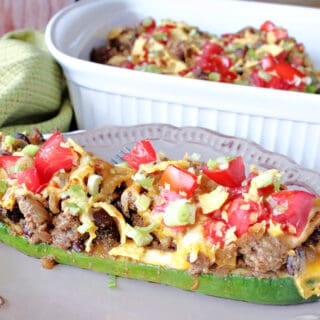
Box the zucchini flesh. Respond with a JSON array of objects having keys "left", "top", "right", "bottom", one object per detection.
[{"left": 0, "top": 221, "right": 317, "bottom": 305}]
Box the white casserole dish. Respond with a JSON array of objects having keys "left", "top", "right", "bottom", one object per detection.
[{"left": 45, "top": 0, "right": 320, "bottom": 171}]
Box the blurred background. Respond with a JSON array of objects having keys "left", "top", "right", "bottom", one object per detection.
[{"left": 0, "top": 0, "right": 319, "bottom": 36}]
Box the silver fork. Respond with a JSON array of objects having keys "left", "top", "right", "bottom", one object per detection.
[{"left": 110, "top": 146, "right": 131, "bottom": 164}]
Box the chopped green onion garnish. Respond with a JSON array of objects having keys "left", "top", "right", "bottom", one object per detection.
[
  {"left": 7, "top": 156, "right": 34, "bottom": 174},
  {"left": 163, "top": 199, "right": 196, "bottom": 227},
  {"left": 87, "top": 174, "right": 102, "bottom": 196},
  {"left": 145, "top": 64, "right": 161, "bottom": 73},
  {"left": 207, "top": 156, "right": 234, "bottom": 170},
  {"left": 142, "top": 18, "right": 153, "bottom": 28},
  {"left": 305, "top": 84, "right": 317, "bottom": 93},
  {"left": 4, "top": 135, "right": 15, "bottom": 146},
  {"left": 135, "top": 194, "right": 151, "bottom": 211},
  {"left": 189, "top": 29, "right": 199, "bottom": 37},
  {"left": 208, "top": 72, "right": 221, "bottom": 82},
  {"left": 0, "top": 179, "right": 8, "bottom": 194},
  {"left": 251, "top": 170, "right": 283, "bottom": 191},
  {"left": 64, "top": 202, "right": 82, "bottom": 215},
  {"left": 247, "top": 48, "right": 257, "bottom": 58},
  {"left": 133, "top": 173, "right": 154, "bottom": 189},
  {"left": 21, "top": 144, "right": 40, "bottom": 157},
  {"left": 62, "top": 184, "right": 87, "bottom": 202},
  {"left": 125, "top": 223, "right": 156, "bottom": 246},
  {"left": 115, "top": 161, "right": 130, "bottom": 168},
  {"left": 153, "top": 32, "right": 168, "bottom": 41},
  {"left": 258, "top": 70, "right": 272, "bottom": 82},
  {"left": 107, "top": 275, "right": 117, "bottom": 288}
]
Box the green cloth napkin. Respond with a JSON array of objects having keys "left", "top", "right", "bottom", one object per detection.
[{"left": 0, "top": 30, "right": 73, "bottom": 134}]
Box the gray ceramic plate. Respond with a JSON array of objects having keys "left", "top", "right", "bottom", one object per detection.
[{"left": 1, "top": 124, "right": 320, "bottom": 320}]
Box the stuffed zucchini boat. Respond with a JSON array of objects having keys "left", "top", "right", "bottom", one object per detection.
[{"left": 0, "top": 129, "right": 320, "bottom": 305}]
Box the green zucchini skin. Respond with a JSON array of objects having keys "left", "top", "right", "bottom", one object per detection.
[{"left": 0, "top": 221, "right": 317, "bottom": 305}]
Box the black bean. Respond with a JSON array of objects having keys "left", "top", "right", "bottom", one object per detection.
[
  {"left": 13, "top": 133, "right": 30, "bottom": 144},
  {"left": 7, "top": 207, "right": 24, "bottom": 223},
  {"left": 92, "top": 208, "right": 115, "bottom": 228}
]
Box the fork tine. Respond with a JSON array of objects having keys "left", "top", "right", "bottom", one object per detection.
[{"left": 110, "top": 146, "right": 131, "bottom": 164}]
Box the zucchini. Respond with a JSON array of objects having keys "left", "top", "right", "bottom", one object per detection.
[{"left": 0, "top": 221, "right": 317, "bottom": 305}]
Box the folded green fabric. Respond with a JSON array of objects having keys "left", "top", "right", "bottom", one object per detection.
[{"left": 0, "top": 30, "right": 73, "bottom": 134}]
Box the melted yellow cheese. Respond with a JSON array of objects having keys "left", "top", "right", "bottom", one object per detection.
[{"left": 295, "top": 249, "right": 320, "bottom": 299}]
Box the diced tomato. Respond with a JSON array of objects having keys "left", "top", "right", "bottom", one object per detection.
[
  {"left": 16, "top": 168, "right": 41, "bottom": 193},
  {"left": 203, "top": 156, "right": 246, "bottom": 188},
  {"left": 269, "top": 190, "right": 316, "bottom": 236},
  {"left": 140, "top": 17, "right": 156, "bottom": 33},
  {"left": 160, "top": 165, "right": 198, "bottom": 198},
  {"left": 268, "top": 75, "right": 292, "bottom": 90},
  {"left": 0, "top": 155, "right": 22, "bottom": 178},
  {"left": 227, "top": 197, "right": 269, "bottom": 237},
  {"left": 203, "top": 218, "right": 228, "bottom": 246},
  {"left": 202, "top": 42, "right": 224, "bottom": 56},
  {"left": 273, "top": 28, "right": 288, "bottom": 42},
  {"left": 34, "top": 131, "right": 74, "bottom": 184},
  {"left": 260, "top": 20, "right": 276, "bottom": 32},
  {"left": 275, "top": 50, "right": 289, "bottom": 63},
  {"left": 252, "top": 69, "right": 292, "bottom": 91},
  {"left": 251, "top": 69, "right": 268, "bottom": 88},
  {"left": 273, "top": 62, "right": 305, "bottom": 81},
  {"left": 198, "top": 41, "right": 234, "bottom": 75},
  {"left": 260, "top": 21, "right": 288, "bottom": 41},
  {"left": 123, "top": 140, "right": 157, "bottom": 170},
  {"left": 119, "top": 60, "right": 135, "bottom": 69},
  {"left": 152, "top": 26, "right": 171, "bottom": 44}
]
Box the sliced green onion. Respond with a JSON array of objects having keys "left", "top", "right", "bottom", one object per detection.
[
  {"left": 207, "top": 156, "right": 235, "bottom": 170},
  {"left": 115, "top": 161, "right": 130, "bottom": 168},
  {"left": 189, "top": 29, "right": 199, "bottom": 37},
  {"left": 125, "top": 223, "right": 156, "bottom": 246},
  {"left": 133, "top": 173, "right": 154, "bottom": 189},
  {"left": 208, "top": 72, "right": 221, "bottom": 82},
  {"left": 64, "top": 202, "right": 82, "bottom": 215},
  {"left": 62, "top": 184, "right": 87, "bottom": 201},
  {"left": 145, "top": 64, "right": 161, "bottom": 74},
  {"left": 247, "top": 47, "right": 257, "bottom": 58},
  {"left": 87, "top": 174, "right": 102, "bottom": 196},
  {"left": 258, "top": 70, "right": 272, "bottom": 82},
  {"left": 135, "top": 194, "right": 151, "bottom": 211},
  {"left": 21, "top": 144, "right": 40, "bottom": 157},
  {"left": 163, "top": 199, "right": 196, "bottom": 227},
  {"left": 4, "top": 135, "right": 15, "bottom": 146},
  {"left": 0, "top": 179, "right": 8, "bottom": 194},
  {"left": 153, "top": 32, "right": 167, "bottom": 41},
  {"left": 107, "top": 275, "right": 117, "bottom": 288},
  {"left": 251, "top": 170, "right": 283, "bottom": 191},
  {"left": 234, "top": 79, "right": 249, "bottom": 85},
  {"left": 7, "top": 156, "right": 34, "bottom": 174},
  {"left": 142, "top": 17, "right": 153, "bottom": 28},
  {"left": 305, "top": 84, "right": 317, "bottom": 93}
]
